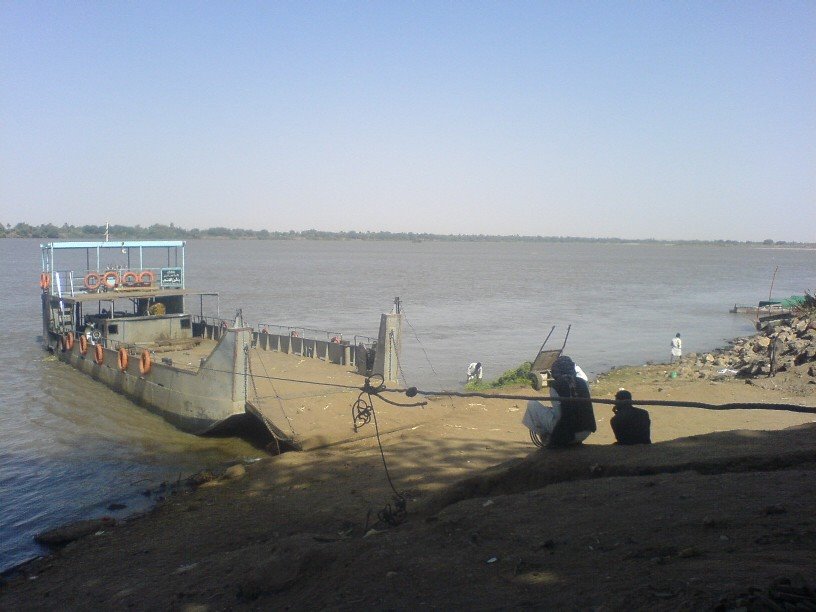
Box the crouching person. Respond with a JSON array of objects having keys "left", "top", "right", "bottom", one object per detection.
[
  {"left": 610, "top": 389, "right": 651, "bottom": 445},
  {"left": 522, "top": 355, "right": 596, "bottom": 448}
]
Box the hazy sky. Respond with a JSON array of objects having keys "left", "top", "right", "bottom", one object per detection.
[{"left": 2, "top": 2, "right": 814, "bottom": 241}]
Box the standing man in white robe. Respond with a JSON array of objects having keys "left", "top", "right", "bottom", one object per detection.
[{"left": 670, "top": 333, "right": 682, "bottom": 363}]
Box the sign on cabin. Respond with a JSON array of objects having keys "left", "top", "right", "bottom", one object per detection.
[{"left": 160, "top": 267, "right": 183, "bottom": 288}]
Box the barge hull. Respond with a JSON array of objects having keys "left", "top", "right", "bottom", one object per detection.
[{"left": 49, "top": 328, "right": 252, "bottom": 435}]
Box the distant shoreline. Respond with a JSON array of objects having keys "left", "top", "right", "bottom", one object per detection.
[{"left": 2, "top": 223, "right": 813, "bottom": 247}]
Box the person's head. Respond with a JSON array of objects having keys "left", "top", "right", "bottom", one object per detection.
[
  {"left": 551, "top": 355, "right": 576, "bottom": 379},
  {"left": 614, "top": 389, "right": 633, "bottom": 412},
  {"left": 675, "top": 333, "right": 681, "bottom": 338}
]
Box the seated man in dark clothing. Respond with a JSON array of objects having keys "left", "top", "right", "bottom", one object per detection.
[
  {"left": 610, "top": 389, "right": 651, "bottom": 445},
  {"left": 523, "top": 355, "right": 596, "bottom": 448}
]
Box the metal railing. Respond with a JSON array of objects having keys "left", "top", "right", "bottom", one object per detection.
[
  {"left": 47, "top": 267, "right": 176, "bottom": 296},
  {"left": 256, "top": 323, "right": 348, "bottom": 342}
]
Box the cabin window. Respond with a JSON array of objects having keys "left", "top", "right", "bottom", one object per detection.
[
  {"left": 180, "top": 317, "right": 191, "bottom": 329},
  {"left": 107, "top": 324, "right": 119, "bottom": 335}
]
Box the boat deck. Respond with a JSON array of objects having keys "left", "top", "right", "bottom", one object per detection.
[
  {"left": 145, "top": 338, "right": 215, "bottom": 372},
  {"left": 153, "top": 339, "right": 449, "bottom": 451}
]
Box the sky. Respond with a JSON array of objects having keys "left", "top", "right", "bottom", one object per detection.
[{"left": 1, "top": 2, "right": 814, "bottom": 241}]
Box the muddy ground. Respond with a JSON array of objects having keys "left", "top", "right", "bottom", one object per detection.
[{"left": 2, "top": 359, "right": 815, "bottom": 611}]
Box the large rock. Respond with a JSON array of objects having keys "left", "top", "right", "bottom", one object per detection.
[{"left": 223, "top": 464, "right": 247, "bottom": 480}]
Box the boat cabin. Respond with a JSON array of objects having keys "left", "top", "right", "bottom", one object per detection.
[{"left": 40, "top": 240, "right": 215, "bottom": 349}]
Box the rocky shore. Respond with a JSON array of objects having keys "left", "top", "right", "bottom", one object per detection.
[
  {"left": 674, "top": 313, "right": 816, "bottom": 384},
  {"left": 2, "top": 313, "right": 815, "bottom": 610}
]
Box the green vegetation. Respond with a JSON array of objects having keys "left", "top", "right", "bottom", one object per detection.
[
  {"left": 465, "top": 361, "right": 533, "bottom": 391},
  {"left": 795, "top": 290, "right": 816, "bottom": 315},
  {"left": 0, "top": 222, "right": 812, "bottom": 246}
]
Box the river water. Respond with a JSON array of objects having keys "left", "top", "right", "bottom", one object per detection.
[{"left": 2, "top": 238, "right": 814, "bottom": 571}]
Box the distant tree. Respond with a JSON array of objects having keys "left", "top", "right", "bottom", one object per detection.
[
  {"left": 14, "top": 222, "right": 34, "bottom": 237},
  {"left": 82, "top": 224, "right": 105, "bottom": 236},
  {"left": 39, "top": 223, "right": 61, "bottom": 238},
  {"left": 763, "top": 239, "right": 774, "bottom": 245}
]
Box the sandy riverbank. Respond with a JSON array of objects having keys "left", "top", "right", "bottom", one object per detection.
[{"left": 2, "top": 347, "right": 816, "bottom": 609}]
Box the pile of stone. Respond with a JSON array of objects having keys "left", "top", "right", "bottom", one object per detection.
[{"left": 677, "top": 314, "right": 816, "bottom": 381}]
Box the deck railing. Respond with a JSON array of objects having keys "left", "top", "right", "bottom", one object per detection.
[{"left": 47, "top": 267, "right": 178, "bottom": 297}]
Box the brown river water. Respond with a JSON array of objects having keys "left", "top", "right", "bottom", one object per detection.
[{"left": 1, "top": 237, "right": 814, "bottom": 571}]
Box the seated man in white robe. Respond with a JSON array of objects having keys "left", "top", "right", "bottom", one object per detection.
[{"left": 522, "top": 355, "right": 596, "bottom": 448}]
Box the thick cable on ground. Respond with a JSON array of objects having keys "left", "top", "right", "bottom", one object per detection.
[{"left": 379, "top": 386, "right": 816, "bottom": 415}]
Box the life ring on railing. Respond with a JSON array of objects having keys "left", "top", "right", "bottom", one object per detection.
[
  {"left": 139, "top": 270, "right": 155, "bottom": 287},
  {"left": 64, "top": 332, "right": 75, "bottom": 351},
  {"left": 39, "top": 273, "right": 51, "bottom": 290},
  {"left": 79, "top": 334, "right": 89, "bottom": 355},
  {"left": 290, "top": 331, "right": 300, "bottom": 338},
  {"left": 84, "top": 272, "right": 102, "bottom": 291},
  {"left": 121, "top": 271, "right": 139, "bottom": 287},
  {"left": 330, "top": 336, "right": 341, "bottom": 343},
  {"left": 117, "top": 348, "right": 129, "bottom": 372},
  {"left": 94, "top": 343, "right": 105, "bottom": 365},
  {"left": 139, "top": 350, "right": 152, "bottom": 375},
  {"left": 102, "top": 271, "right": 119, "bottom": 290}
]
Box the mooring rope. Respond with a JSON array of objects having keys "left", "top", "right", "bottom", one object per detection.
[
  {"left": 201, "top": 361, "right": 816, "bottom": 415},
  {"left": 352, "top": 374, "right": 409, "bottom": 527},
  {"left": 402, "top": 310, "right": 439, "bottom": 377},
  {"left": 372, "top": 386, "right": 816, "bottom": 415},
  {"left": 198, "top": 364, "right": 363, "bottom": 391},
  {"left": 245, "top": 350, "right": 298, "bottom": 440}
]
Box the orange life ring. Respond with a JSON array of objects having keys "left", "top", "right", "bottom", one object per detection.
[
  {"left": 102, "top": 271, "right": 119, "bottom": 290},
  {"left": 94, "top": 343, "right": 105, "bottom": 365},
  {"left": 117, "top": 348, "right": 129, "bottom": 372},
  {"left": 139, "top": 270, "right": 155, "bottom": 287},
  {"left": 79, "top": 334, "right": 89, "bottom": 355},
  {"left": 330, "top": 336, "right": 341, "bottom": 343},
  {"left": 139, "top": 350, "right": 152, "bottom": 375},
  {"left": 84, "top": 273, "right": 101, "bottom": 291},
  {"left": 121, "top": 271, "right": 139, "bottom": 287},
  {"left": 64, "top": 332, "right": 75, "bottom": 351},
  {"left": 39, "top": 273, "right": 51, "bottom": 290}
]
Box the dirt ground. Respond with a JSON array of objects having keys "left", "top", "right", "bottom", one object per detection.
[{"left": 2, "top": 358, "right": 816, "bottom": 611}]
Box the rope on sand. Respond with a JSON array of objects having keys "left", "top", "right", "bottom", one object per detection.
[{"left": 353, "top": 375, "right": 410, "bottom": 527}]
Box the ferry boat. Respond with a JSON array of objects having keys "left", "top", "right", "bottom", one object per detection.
[
  {"left": 39, "top": 240, "right": 403, "bottom": 446},
  {"left": 39, "top": 240, "right": 258, "bottom": 434}
]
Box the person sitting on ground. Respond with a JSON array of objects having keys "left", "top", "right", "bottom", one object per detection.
[
  {"left": 610, "top": 389, "right": 651, "bottom": 445},
  {"left": 522, "top": 355, "right": 596, "bottom": 448}
]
